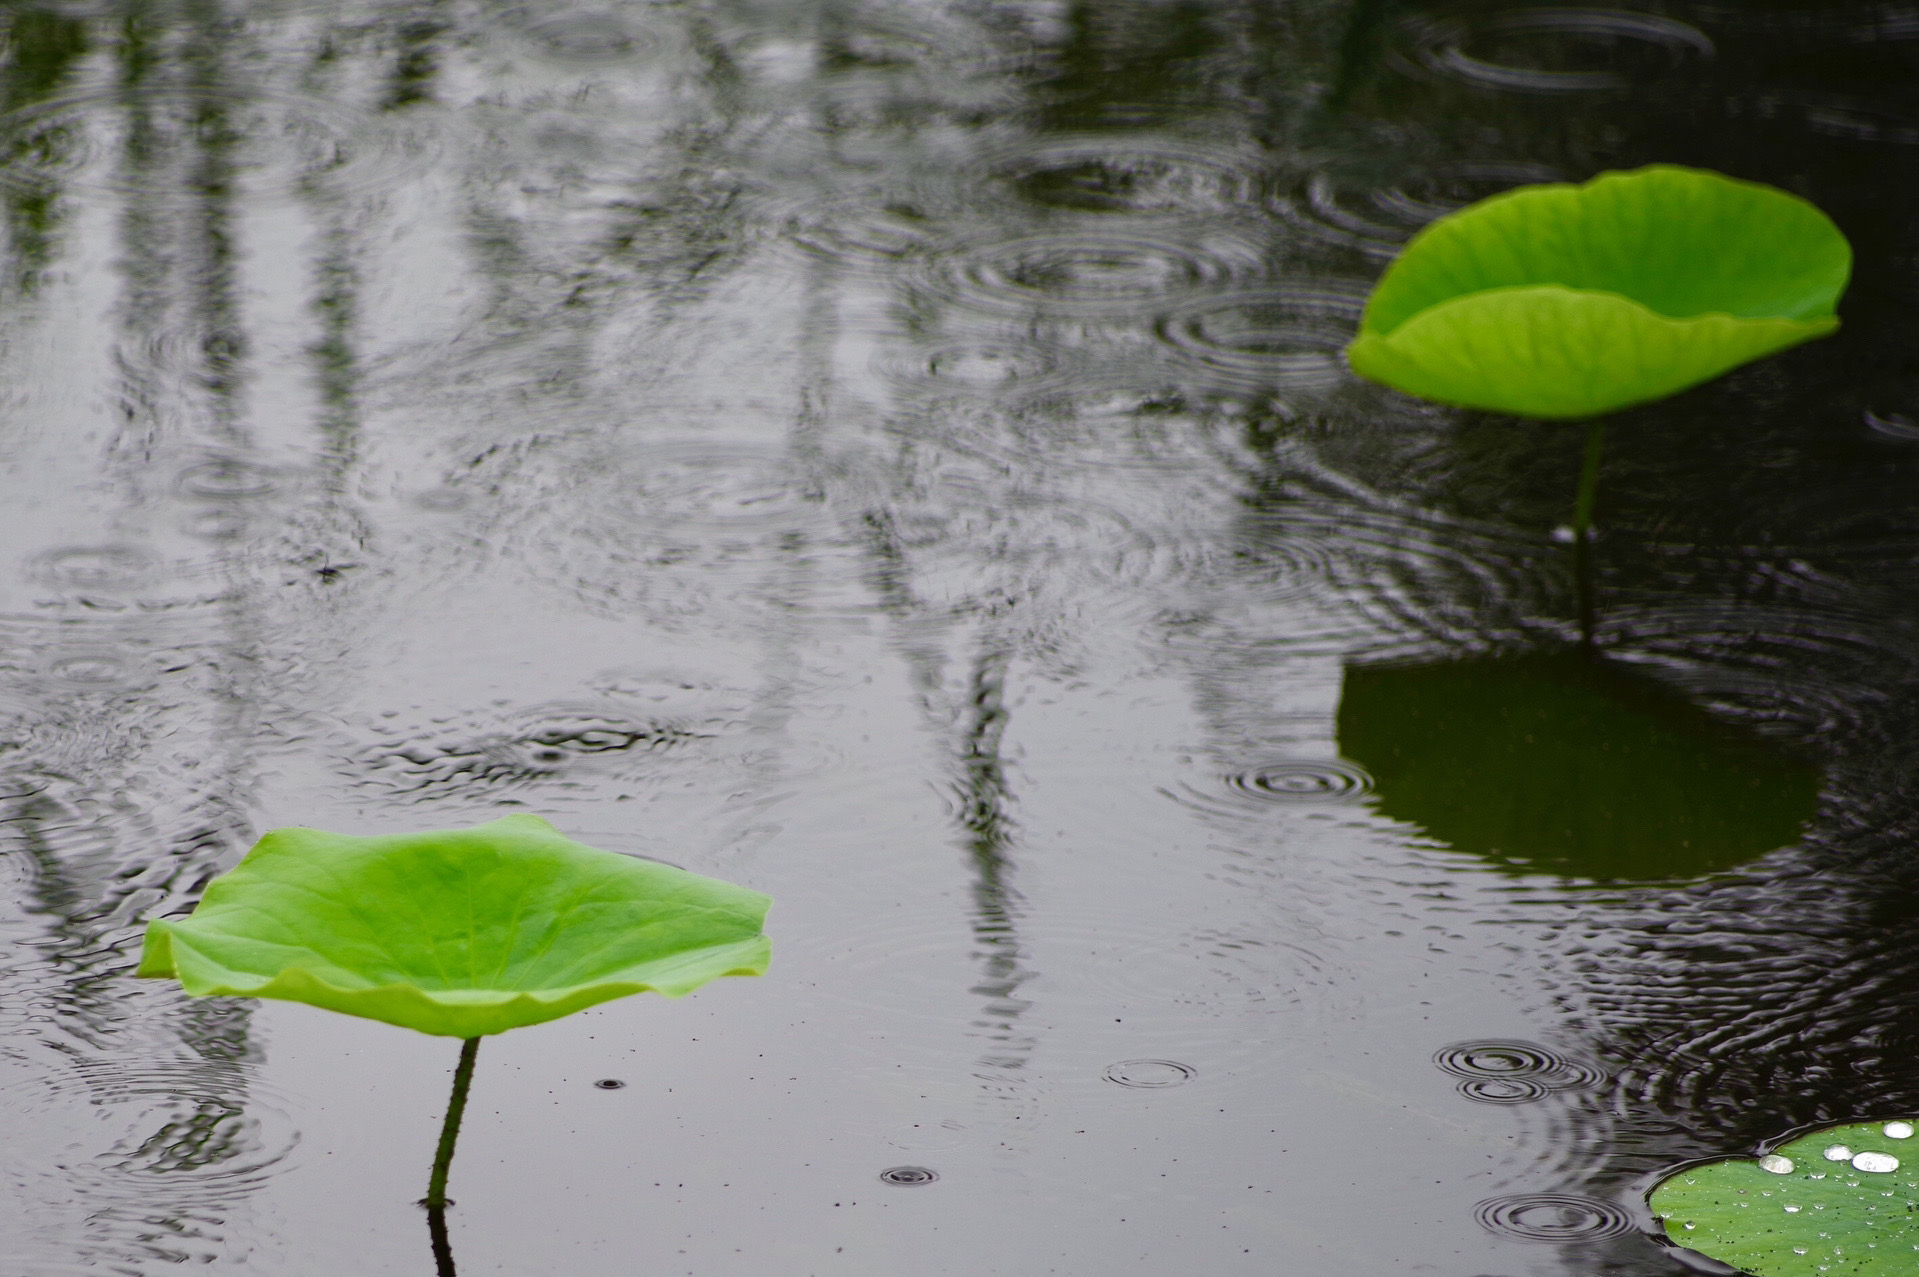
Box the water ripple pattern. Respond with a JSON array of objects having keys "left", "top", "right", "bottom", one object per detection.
[
  {"left": 986, "top": 134, "right": 1259, "bottom": 215},
  {"left": 0, "top": 84, "right": 436, "bottom": 202},
  {"left": 786, "top": 901, "right": 1337, "bottom": 1074},
  {"left": 0, "top": 1052, "right": 299, "bottom": 1267},
  {"left": 1155, "top": 283, "right": 1368, "bottom": 391},
  {"left": 1102, "top": 1059, "right": 1197, "bottom": 1088},
  {"left": 505, "top": 5, "right": 671, "bottom": 63},
  {"left": 872, "top": 341, "right": 1067, "bottom": 398},
  {"left": 1272, "top": 165, "right": 1565, "bottom": 259},
  {"left": 0, "top": 0, "right": 1908, "bottom": 1271},
  {"left": 29, "top": 547, "right": 162, "bottom": 593},
  {"left": 1435, "top": 1041, "right": 1607, "bottom": 1104},
  {"left": 347, "top": 699, "right": 736, "bottom": 802},
  {"left": 907, "top": 228, "right": 1265, "bottom": 318},
  {"left": 761, "top": 183, "right": 946, "bottom": 267},
  {"left": 1221, "top": 760, "right": 1374, "bottom": 805},
  {"left": 1727, "top": 89, "right": 1919, "bottom": 147},
  {"left": 1474, "top": 1193, "right": 1635, "bottom": 1241},
  {"left": 460, "top": 434, "right": 842, "bottom": 623},
  {"left": 1392, "top": 9, "right": 1715, "bottom": 94}
]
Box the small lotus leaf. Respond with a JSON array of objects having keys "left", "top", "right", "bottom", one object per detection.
[
  {"left": 1650, "top": 1120, "right": 1919, "bottom": 1275},
  {"left": 138, "top": 813, "right": 772, "bottom": 1037},
  {"left": 1347, "top": 165, "right": 1851, "bottom": 418}
]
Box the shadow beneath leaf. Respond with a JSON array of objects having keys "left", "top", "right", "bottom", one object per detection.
[{"left": 1337, "top": 652, "right": 1821, "bottom": 881}]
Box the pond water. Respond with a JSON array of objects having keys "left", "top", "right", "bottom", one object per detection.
[{"left": 0, "top": 0, "right": 1915, "bottom": 1273}]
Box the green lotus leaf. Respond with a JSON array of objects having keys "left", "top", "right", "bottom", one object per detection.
[
  {"left": 137, "top": 813, "right": 772, "bottom": 1038},
  {"left": 1346, "top": 165, "right": 1851, "bottom": 418},
  {"left": 1650, "top": 1119, "right": 1919, "bottom": 1275}
]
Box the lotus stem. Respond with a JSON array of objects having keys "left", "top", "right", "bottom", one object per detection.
[
  {"left": 427, "top": 1204, "right": 459, "bottom": 1277},
  {"left": 1572, "top": 419, "right": 1605, "bottom": 654},
  {"left": 425, "top": 1037, "right": 481, "bottom": 1210}
]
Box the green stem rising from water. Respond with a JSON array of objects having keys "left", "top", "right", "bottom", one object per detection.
[
  {"left": 425, "top": 1037, "right": 480, "bottom": 1209},
  {"left": 1572, "top": 419, "right": 1605, "bottom": 654}
]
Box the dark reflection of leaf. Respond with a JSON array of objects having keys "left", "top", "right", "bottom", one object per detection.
[
  {"left": 1, "top": 9, "right": 88, "bottom": 288},
  {"left": 1336, "top": 653, "right": 1821, "bottom": 881}
]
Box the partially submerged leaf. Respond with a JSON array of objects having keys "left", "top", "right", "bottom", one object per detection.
[
  {"left": 1650, "top": 1119, "right": 1919, "bottom": 1275},
  {"left": 1335, "top": 654, "right": 1820, "bottom": 880},
  {"left": 138, "top": 813, "right": 772, "bottom": 1037},
  {"left": 1346, "top": 165, "right": 1851, "bottom": 418}
]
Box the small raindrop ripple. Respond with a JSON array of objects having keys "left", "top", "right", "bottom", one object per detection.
[
  {"left": 1392, "top": 8, "right": 1714, "bottom": 95},
  {"left": 1435, "top": 1040, "right": 1608, "bottom": 1106},
  {"left": 1271, "top": 164, "right": 1563, "bottom": 259},
  {"left": 1220, "top": 760, "right": 1374, "bottom": 805},
  {"left": 1474, "top": 1193, "right": 1634, "bottom": 1241},
  {"left": 986, "top": 134, "right": 1259, "bottom": 216},
  {"left": 1154, "top": 283, "right": 1367, "bottom": 391},
  {"left": 1102, "top": 1059, "right": 1197, "bottom": 1089},
  {"left": 908, "top": 228, "right": 1264, "bottom": 319}
]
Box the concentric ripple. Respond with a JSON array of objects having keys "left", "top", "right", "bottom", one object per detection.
[
  {"left": 1474, "top": 1193, "right": 1634, "bottom": 1241},
  {"left": 1220, "top": 760, "right": 1374, "bottom": 804},
  {"left": 1460, "top": 1077, "right": 1554, "bottom": 1103},
  {"left": 872, "top": 341, "right": 1066, "bottom": 397},
  {"left": 766, "top": 187, "right": 943, "bottom": 266},
  {"left": 1435, "top": 1040, "right": 1607, "bottom": 1104},
  {"left": 1271, "top": 164, "right": 1562, "bottom": 259},
  {"left": 0, "top": 85, "right": 435, "bottom": 202},
  {"left": 1392, "top": 9, "right": 1714, "bottom": 94},
  {"left": 1865, "top": 409, "right": 1919, "bottom": 441},
  {"left": 41, "top": 648, "right": 151, "bottom": 692},
  {"left": 910, "top": 228, "right": 1263, "bottom": 318},
  {"left": 1102, "top": 1058, "right": 1197, "bottom": 1088},
  {"left": 507, "top": 6, "right": 668, "bottom": 63},
  {"left": 987, "top": 134, "right": 1258, "bottom": 215},
  {"left": 29, "top": 546, "right": 162, "bottom": 592},
  {"left": 0, "top": 1058, "right": 302, "bottom": 1207},
  {"left": 177, "top": 458, "right": 280, "bottom": 501},
  {"left": 1155, "top": 283, "right": 1368, "bottom": 390}
]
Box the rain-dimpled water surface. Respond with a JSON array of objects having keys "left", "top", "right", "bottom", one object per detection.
[{"left": 1, "top": 0, "right": 1918, "bottom": 1273}]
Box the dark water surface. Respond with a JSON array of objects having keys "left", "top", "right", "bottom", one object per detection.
[{"left": 0, "top": 0, "right": 1916, "bottom": 1272}]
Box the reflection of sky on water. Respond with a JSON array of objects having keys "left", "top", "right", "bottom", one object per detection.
[{"left": 0, "top": 0, "right": 1914, "bottom": 1272}]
